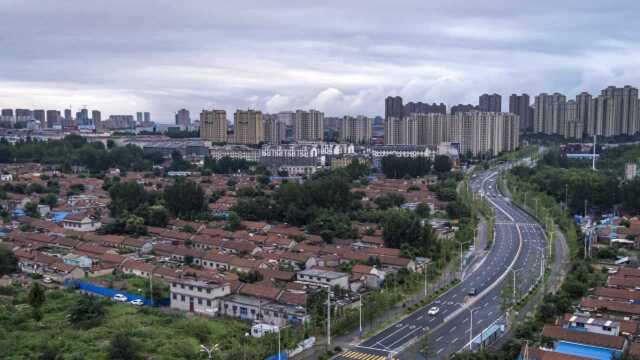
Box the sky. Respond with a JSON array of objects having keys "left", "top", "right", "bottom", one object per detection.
[{"left": 2, "top": 0, "right": 640, "bottom": 122}]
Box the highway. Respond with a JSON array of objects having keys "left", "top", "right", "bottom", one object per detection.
[{"left": 334, "top": 168, "right": 548, "bottom": 360}]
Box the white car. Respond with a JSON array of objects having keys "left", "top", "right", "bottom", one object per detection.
[
  {"left": 427, "top": 306, "right": 440, "bottom": 316},
  {"left": 129, "top": 299, "right": 144, "bottom": 306},
  {"left": 42, "top": 277, "right": 53, "bottom": 284},
  {"left": 113, "top": 294, "right": 128, "bottom": 302}
]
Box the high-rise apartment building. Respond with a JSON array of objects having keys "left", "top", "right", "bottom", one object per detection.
[
  {"left": 136, "top": 112, "right": 143, "bottom": 124},
  {"left": 64, "top": 109, "right": 72, "bottom": 126},
  {"left": 33, "top": 110, "right": 45, "bottom": 127},
  {"left": 234, "top": 109, "right": 263, "bottom": 145},
  {"left": 385, "top": 96, "right": 404, "bottom": 119},
  {"left": 596, "top": 86, "right": 639, "bottom": 137},
  {"left": 144, "top": 112, "right": 151, "bottom": 123},
  {"left": 46, "top": 110, "right": 61, "bottom": 128},
  {"left": 563, "top": 100, "right": 583, "bottom": 139},
  {"left": 92, "top": 110, "right": 101, "bottom": 125},
  {"left": 293, "top": 109, "right": 324, "bottom": 141},
  {"left": 533, "top": 93, "right": 566, "bottom": 135},
  {"left": 200, "top": 110, "right": 228, "bottom": 143},
  {"left": 175, "top": 109, "right": 191, "bottom": 127},
  {"left": 451, "top": 104, "right": 478, "bottom": 115},
  {"left": 76, "top": 109, "right": 90, "bottom": 126},
  {"left": 576, "top": 92, "right": 593, "bottom": 136},
  {"left": 263, "top": 115, "right": 286, "bottom": 144},
  {"left": 479, "top": 93, "right": 502, "bottom": 112},
  {"left": 404, "top": 102, "right": 447, "bottom": 115},
  {"left": 509, "top": 94, "right": 533, "bottom": 132},
  {"left": 339, "top": 116, "right": 372, "bottom": 144},
  {"left": 384, "top": 117, "right": 404, "bottom": 145}
]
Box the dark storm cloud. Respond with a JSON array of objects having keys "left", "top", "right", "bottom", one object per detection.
[{"left": 1, "top": 0, "right": 640, "bottom": 120}]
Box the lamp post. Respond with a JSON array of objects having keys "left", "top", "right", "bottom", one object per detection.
[
  {"left": 327, "top": 289, "right": 331, "bottom": 346},
  {"left": 468, "top": 306, "right": 483, "bottom": 350},
  {"left": 243, "top": 332, "right": 249, "bottom": 360},
  {"left": 460, "top": 240, "right": 471, "bottom": 278},
  {"left": 424, "top": 262, "right": 429, "bottom": 298},
  {"left": 359, "top": 293, "right": 363, "bottom": 336}
]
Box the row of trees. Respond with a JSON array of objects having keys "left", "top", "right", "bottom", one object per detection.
[
  {"left": 0, "top": 135, "right": 165, "bottom": 173},
  {"left": 104, "top": 179, "right": 207, "bottom": 235},
  {"left": 380, "top": 155, "right": 452, "bottom": 179}
]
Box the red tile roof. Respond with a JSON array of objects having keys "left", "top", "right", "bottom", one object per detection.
[{"left": 542, "top": 325, "right": 625, "bottom": 350}]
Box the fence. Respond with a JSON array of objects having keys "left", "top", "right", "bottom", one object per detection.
[{"left": 64, "top": 279, "right": 170, "bottom": 307}]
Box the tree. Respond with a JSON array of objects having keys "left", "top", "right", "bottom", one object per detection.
[
  {"left": 24, "top": 201, "right": 40, "bottom": 218},
  {"left": 433, "top": 155, "right": 452, "bottom": 173},
  {"left": 124, "top": 215, "right": 147, "bottom": 235},
  {"left": 374, "top": 193, "right": 405, "bottom": 210},
  {"left": 144, "top": 205, "right": 169, "bottom": 227},
  {"left": 28, "top": 282, "right": 46, "bottom": 321},
  {"left": 108, "top": 333, "right": 141, "bottom": 360},
  {"left": 225, "top": 212, "right": 243, "bottom": 231},
  {"left": 0, "top": 245, "right": 18, "bottom": 275},
  {"left": 109, "top": 181, "right": 150, "bottom": 217},
  {"left": 163, "top": 180, "right": 207, "bottom": 219},
  {"left": 39, "top": 193, "right": 58, "bottom": 207},
  {"left": 415, "top": 203, "right": 431, "bottom": 218},
  {"left": 68, "top": 295, "right": 106, "bottom": 328}
]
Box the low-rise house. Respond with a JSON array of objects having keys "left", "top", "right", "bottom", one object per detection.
[
  {"left": 61, "top": 213, "right": 101, "bottom": 232},
  {"left": 279, "top": 251, "right": 317, "bottom": 271},
  {"left": 351, "top": 264, "right": 385, "bottom": 289},
  {"left": 541, "top": 325, "right": 627, "bottom": 356},
  {"left": 121, "top": 259, "right": 156, "bottom": 278},
  {"left": 297, "top": 268, "right": 349, "bottom": 289},
  {"left": 563, "top": 314, "right": 621, "bottom": 336},
  {"left": 62, "top": 254, "right": 93, "bottom": 269},
  {"left": 579, "top": 298, "right": 640, "bottom": 317},
  {"left": 170, "top": 274, "right": 231, "bottom": 317}
]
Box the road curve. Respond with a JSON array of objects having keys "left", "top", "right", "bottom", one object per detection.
[{"left": 333, "top": 168, "right": 547, "bottom": 360}]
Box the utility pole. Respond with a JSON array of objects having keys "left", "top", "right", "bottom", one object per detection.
[
  {"left": 424, "top": 262, "right": 429, "bottom": 298},
  {"left": 327, "top": 289, "right": 331, "bottom": 346},
  {"left": 359, "top": 294, "right": 363, "bottom": 336}
]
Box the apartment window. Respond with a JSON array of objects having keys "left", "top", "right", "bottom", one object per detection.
[
  {"left": 198, "top": 298, "right": 202, "bottom": 305},
  {"left": 206, "top": 289, "right": 211, "bottom": 294},
  {"left": 189, "top": 286, "right": 193, "bottom": 291},
  {"left": 240, "top": 307, "right": 247, "bottom": 316},
  {"left": 575, "top": 322, "right": 585, "bottom": 328},
  {"left": 207, "top": 300, "right": 212, "bottom": 307},
  {"left": 181, "top": 295, "right": 185, "bottom": 301},
  {"left": 171, "top": 282, "right": 176, "bottom": 287},
  {"left": 172, "top": 293, "right": 177, "bottom": 300},
  {"left": 603, "top": 326, "right": 612, "bottom": 332},
  {"left": 197, "top": 287, "right": 202, "bottom": 292},
  {"left": 180, "top": 284, "right": 184, "bottom": 289}
]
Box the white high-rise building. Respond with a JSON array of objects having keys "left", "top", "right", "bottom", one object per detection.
[
  {"left": 294, "top": 109, "right": 324, "bottom": 141},
  {"left": 339, "top": 116, "right": 372, "bottom": 144}
]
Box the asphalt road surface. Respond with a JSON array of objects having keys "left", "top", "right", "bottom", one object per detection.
[{"left": 333, "top": 168, "right": 547, "bottom": 360}]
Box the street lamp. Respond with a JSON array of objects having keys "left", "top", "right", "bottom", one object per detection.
[
  {"left": 243, "top": 332, "right": 249, "bottom": 360},
  {"left": 468, "top": 306, "right": 483, "bottom": 350},
  {"left": 359, "top": 293, "right": 363, "bottom": 336},
  {"left": 200, "top": 344, "right": 219, "bottom": 360}
]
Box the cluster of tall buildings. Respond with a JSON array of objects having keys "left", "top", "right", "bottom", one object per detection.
[
  {"left": 200, "top": 109, "right": 373, "bottom": 145},
  {"left": 0, "top": 107, "right": 152, "bottom": 131},
  {"left": 384, "top": 95, "right": 519, "bottom": 156},
  {"left": 532, "top": 86, "right": 640, "bottom": 139}
]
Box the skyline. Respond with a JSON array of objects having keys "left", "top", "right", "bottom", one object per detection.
[{"left": 2, "top": 1, "right": 640, "bottom": 121}]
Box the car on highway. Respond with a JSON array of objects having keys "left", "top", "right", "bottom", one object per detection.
[
  {"left": 427, "top": 306, "right": 440, "bottom": 316},
  {"left": 468, "top": 288, "right": 478, "bottom": 296},
  {"left": 113, "top": 294, "right": 128, "bottom": 302},
  {"left": 129, "top": 299, "right": 144, "bottom": 306}
]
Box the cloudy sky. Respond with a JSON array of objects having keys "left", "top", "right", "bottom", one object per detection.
[{"left": 1, "top": 0, "right": 640, "bottom": 122}]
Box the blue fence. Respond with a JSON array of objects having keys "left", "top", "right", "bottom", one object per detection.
[{"left": 64, "top": 279, "right": 169, "bottom": 307}]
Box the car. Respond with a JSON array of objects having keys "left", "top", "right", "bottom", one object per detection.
[
  {"left": 113, "top": 294, "right": 128, "bottom": 302},
  {"left": 42, "top": 277, "right": 53, "bottom": 284},
  {"left": 427, "top": 306, "right": 440, "bottom": 316},
  {"left": 468, "top": 288, "right": 478, "bottom": 296},
  {"left": 129, "top": 299, "right": 144, "bottom": 306}
]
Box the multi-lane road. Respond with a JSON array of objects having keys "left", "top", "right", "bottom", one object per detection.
[{"left": 334, "top": 168, "right": 548, "bottom": 360}]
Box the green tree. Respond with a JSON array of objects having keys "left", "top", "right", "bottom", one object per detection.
[
  {"left": 144, "top": 205, "right": 170, "bottom": 227},
  {"left": 225, "top": 212, "right": 243, "bottom": 231},
  {"left": 24, "top": 201, "right": 40, "bottom": 218},
  {"left": 109, "top": 181, "right": 150, "bottom": 217},
  {"left": 163, "top": 180, "right": 207, "bottom": 219},
  {"left": 415, "top": 203, "right": 431, "bottom": 218},
  {"left": 28, "top": 282, "right": 46, "bottom": 321},
  {"left": 433, "top": 155, "right": 452, "bottom": 173},
  {"left": 67, "top": 295, "right": 106, "bottom": 328},
  {"left": 0, "top": 245, "right": 18, "bottom": 275},
  {"left": 108, "top": 333, "right": 141, "bottom": 360}
]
